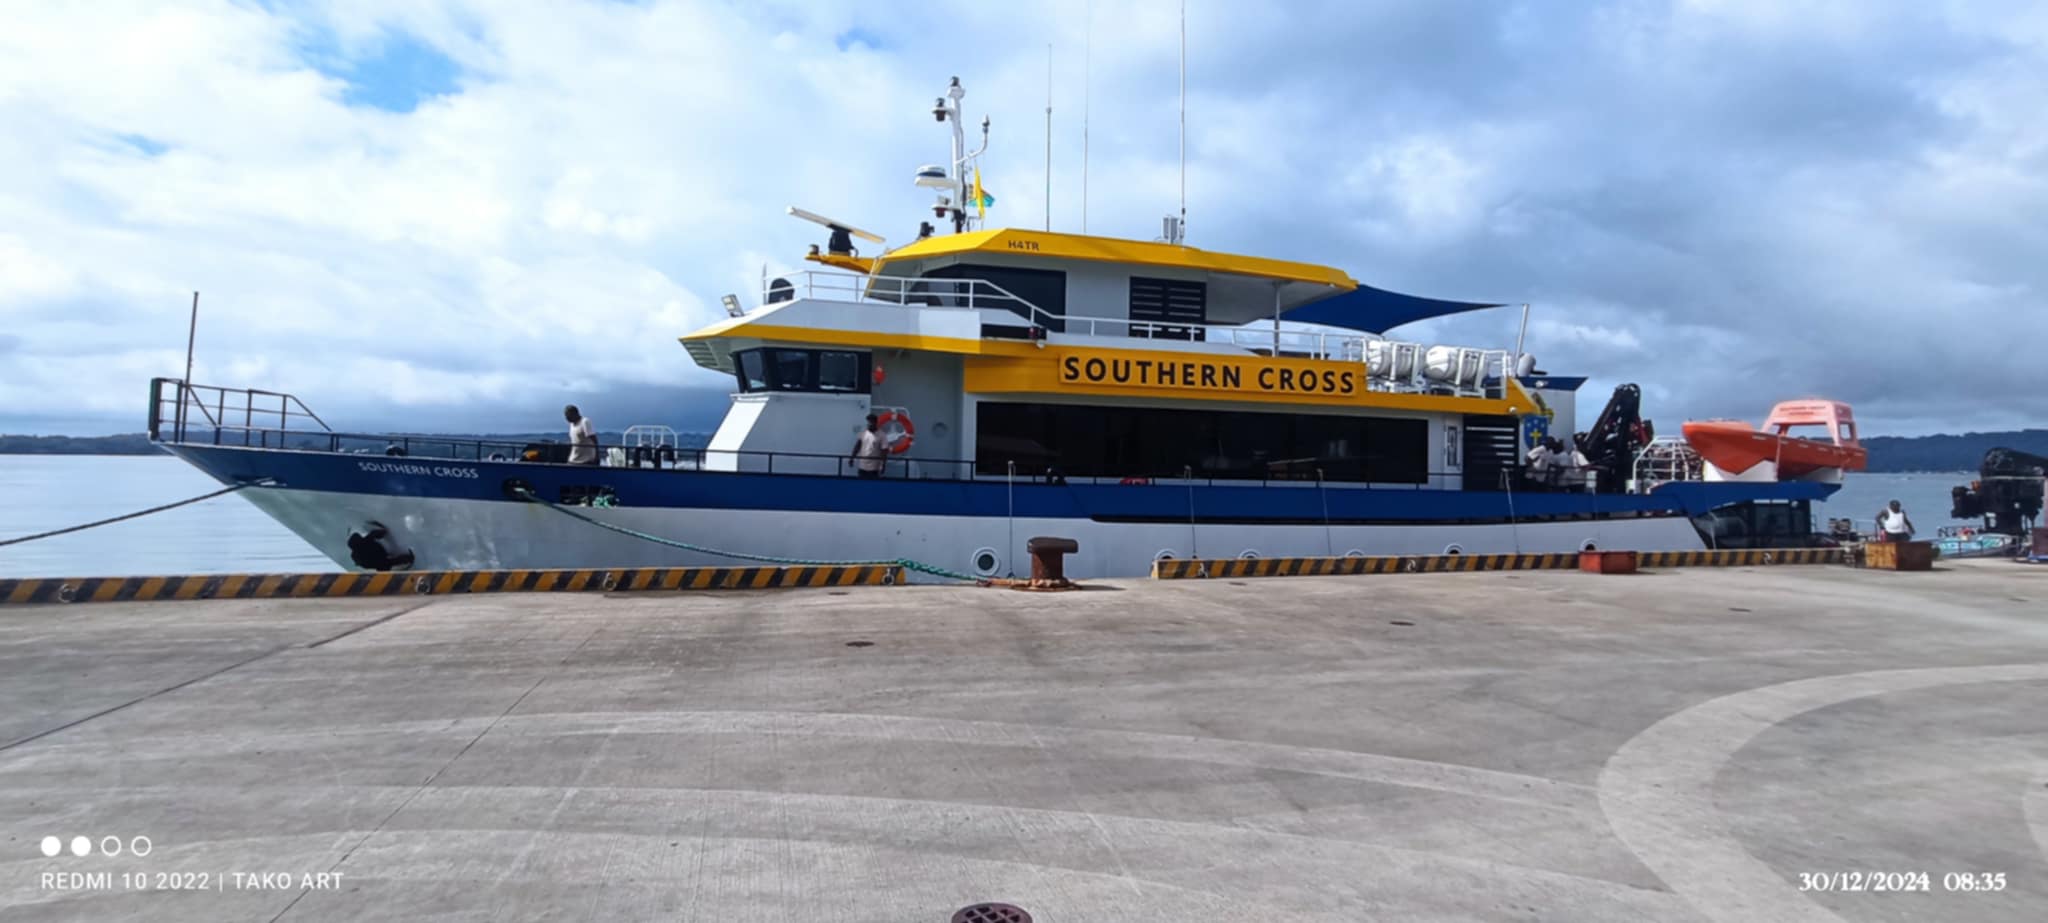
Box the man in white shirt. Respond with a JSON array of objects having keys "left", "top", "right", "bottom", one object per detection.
[
  {"left": 1879, "top": 499, "right": 1914, "bottom": 542},
  {"left": 565, "top": 405, "right": 598, "bottom": 465},
  {"left": 1525, "top": 439, "right": 1553, "bottom": 490},
  {"left": 850, "top": 413, "right": 888, "bottom": 479}
]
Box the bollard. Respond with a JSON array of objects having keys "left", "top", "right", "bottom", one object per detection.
[{"left": 1024, "top": 536, "right": 1080, "bottom": 589}]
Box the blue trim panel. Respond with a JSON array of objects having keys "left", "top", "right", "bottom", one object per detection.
[{"left": 167, "top": 444, "right": 1837, "bottom": 522}]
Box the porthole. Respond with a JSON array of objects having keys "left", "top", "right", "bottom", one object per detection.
[
  {"left": 1443, "top": 544, "right": 1463, "bottom": 555},
  {"left": 970, "top": 547, "right": 1001, "bottom": 577},
  {"left": 1581, "top": 540, "right": 1599, "bottom": 552},
  {"left": 1238, "top": 550, "right": 1259, "bottom": 560}
]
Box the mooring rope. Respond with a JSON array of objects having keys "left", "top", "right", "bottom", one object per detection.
[
  {"left": 0, "top": 479, "right": 274, "bottom": 548},
  {"left": 511, "top": 488, "right": 984, "bottom": 582}
]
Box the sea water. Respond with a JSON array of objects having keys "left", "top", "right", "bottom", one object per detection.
[{"left": 0, "top": 455, "right": 1981, "bottom": 578}]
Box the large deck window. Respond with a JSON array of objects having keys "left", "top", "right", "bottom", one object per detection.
[
  {"left": 922, "top": 263, "right": 1067, "bottom": 332},
  {"left": 975, "top": 401, "right": 1426, "bottom": 483}
]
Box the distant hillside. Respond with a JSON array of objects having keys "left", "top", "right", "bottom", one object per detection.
[
  {"left": 7, "top": 427, "right": 2039, "bottom": 472},
  {"left": 0, "top": 434, "right": 162, "bottom": 455},
  {"left": 0, "top": 431, "right": 711, "bottom": 456},
  {"left": 1864, "top": 429, "right": 2048, "bottom": 473}
]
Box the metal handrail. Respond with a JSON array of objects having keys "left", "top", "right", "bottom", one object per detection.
[{"left": 760, "top": 270, "right": 1509, "bottom": 397}]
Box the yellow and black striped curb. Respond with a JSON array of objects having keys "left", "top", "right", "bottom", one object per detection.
[
  {"left": 0, "top": 565, "right": 904, "bottom": 605},
  {"left": 1637, "top": 548, "right": 1842, "bottom": 567},
  {"left": 1152, "top": 547, "right": 1845, "bottom": 579}
]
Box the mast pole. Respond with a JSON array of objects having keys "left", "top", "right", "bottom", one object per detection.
[
  {"left": 1045, "top": 44, "right": 1053, "bottom": 232},
  {"left": 182, "top": 291, "right": 199, "bottom": 388},
  {"left": 1178, "top": 0, "right": 1186, "bottom": 242}
]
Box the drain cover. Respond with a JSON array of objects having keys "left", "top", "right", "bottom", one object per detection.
[{"left": 951, "top": 904, "right": 1031, "bottom": 923}]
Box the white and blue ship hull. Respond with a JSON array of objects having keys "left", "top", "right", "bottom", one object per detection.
[{"left": 169, "top": 444, "right": 1837, "bottom": 580}]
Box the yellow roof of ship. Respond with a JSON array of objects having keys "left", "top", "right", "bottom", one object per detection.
[{"left": 868, "top": 228, "right": 1359, "bottom": 291}]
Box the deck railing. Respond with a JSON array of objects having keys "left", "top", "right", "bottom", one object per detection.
[
  {"left": 759, "top": 271, "right": 1510, "bottom": 397},
  {"left": 151, "top": 380, "right": 1580, "bottom": 492}
]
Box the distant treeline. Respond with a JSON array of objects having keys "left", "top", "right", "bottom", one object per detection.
[
  {"left": 0, "top": 434, "right": 163, "bottom": 455},
  {"left": 5, "top": 428, "right": 2040, "bottom": 471},
  {"left": 0, "top": 431, "right": 713, "bottom": 455},
  {"left": 1863, "top": 429, "right": 2048, "bottom": 473}
]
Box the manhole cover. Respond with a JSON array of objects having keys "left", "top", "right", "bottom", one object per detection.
[
  {"left": 952, "top": 904, "right": 1032, "bottom": 923},
  {"left": 845, "top": 640, "right": 874, "bottom": 648}
]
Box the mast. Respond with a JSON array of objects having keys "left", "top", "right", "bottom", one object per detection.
[{"left": 1178, "top": 0, "right": 1186, "bottom": 243}]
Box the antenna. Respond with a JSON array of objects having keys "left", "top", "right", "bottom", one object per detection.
[
  {"left": 1178, "top": 0, "right": 1187, "bottom": 243},
  {"left": 1045, "top": 43, "right": 1053, "bottom": 232},
  {"left": 182, "top": 291, "right": 198, "bottom": 387},
  {"left": 1082, "top": 0, "right": 1091, "bottom": 234}
]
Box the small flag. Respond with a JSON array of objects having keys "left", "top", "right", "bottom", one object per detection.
[{"left": 972, "top": 167, "right": 994, "bottom": 219}]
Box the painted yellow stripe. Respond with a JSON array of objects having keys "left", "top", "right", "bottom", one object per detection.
[
  {"left": 89, "top": 580, "right": 123, "bottom": 603},
  {"left": 7, "top": 580, "right": 40, "bottom": 605},
  {"left": 134, "top": 576, "right": 166, "bottom": 600}
]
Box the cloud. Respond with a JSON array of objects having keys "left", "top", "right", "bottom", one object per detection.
[{"left": 0, "top": 0, "right": 2041, "bottom": 440}]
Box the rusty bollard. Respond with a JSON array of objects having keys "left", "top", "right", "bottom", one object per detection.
[{"left": 1024, "top": 536, "right": 1080, "bottom": 590}]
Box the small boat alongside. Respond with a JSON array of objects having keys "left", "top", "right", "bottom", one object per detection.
[{"left": 1681, "top": 400, "right": 1866, "bottom": 482}]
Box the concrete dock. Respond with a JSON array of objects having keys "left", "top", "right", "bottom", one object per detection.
[{"left": 2, "top": 560, "right": 2045, "bottom": 921}]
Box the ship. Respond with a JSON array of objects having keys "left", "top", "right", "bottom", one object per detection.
[{"left": 147, "top": 77, "right": 1841, "bottom": 579}]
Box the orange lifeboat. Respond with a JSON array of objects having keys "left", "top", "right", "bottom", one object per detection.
[{"left": 1680, "top": 400, "right": 1867, "bottom": 478}]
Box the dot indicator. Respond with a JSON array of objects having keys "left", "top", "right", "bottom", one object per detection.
[
  {"left": 40, "top": 836, "right": 60, "bottom": 857},
  {"left": 69, "top": 836, "right": 90, "bottom": 857}
]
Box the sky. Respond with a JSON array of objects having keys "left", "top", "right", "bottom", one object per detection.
[{"left": 1, "top": 0, "right": 2043, "bottom": 438}]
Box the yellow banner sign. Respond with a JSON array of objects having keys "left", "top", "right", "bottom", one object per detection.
[{"left": 1057, "top": 352, "right": 1360, "bottom": 397}]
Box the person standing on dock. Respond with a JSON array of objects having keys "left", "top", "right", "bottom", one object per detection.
[
  {"left": 565, "top": 405, "right": 598, "bottom": 465},
  {"left": 1880, "top": 500, "right": 1916, "bottom": 543}
]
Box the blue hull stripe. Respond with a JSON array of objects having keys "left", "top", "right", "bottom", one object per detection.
[{"left": 166, "top": 444, "right": 1838, "bottom": 523}]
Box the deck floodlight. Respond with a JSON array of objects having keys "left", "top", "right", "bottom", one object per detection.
[{"left": 721, "top": 294, "right": 744, "bottom": 318}]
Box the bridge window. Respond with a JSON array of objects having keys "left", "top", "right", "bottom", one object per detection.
[{"left": 732, "top": 348, "right": 871, "bottom": 394}]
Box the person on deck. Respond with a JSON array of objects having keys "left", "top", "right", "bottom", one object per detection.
[
  {"left": 1525, "top": 439, "right": 1554, "bottom": 490},
  {"left": 850, "top": 413, "right": 888, "bottom": 479},
  {"left": 1879, "top": 499, "right": 1915, "bottom": 543},
  {"left": 565, "top": 405, "right": 598, "bottom": 465}
]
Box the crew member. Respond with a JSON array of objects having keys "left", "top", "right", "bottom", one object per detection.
[
  {"left": 850, "top": 413, "right": 888, "bottom": 479},
  {"left": 1880, "top": 499, "right": 1915, "bottom": 543},
  {"left": 1525, "top": 438, "right": 1554, "bottom": 490},
  {"left": 565, "top": 405, "right": 598, "bottom": 465}
]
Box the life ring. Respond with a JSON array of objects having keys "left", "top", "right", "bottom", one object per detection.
[{"left": 875, "top": 409, "right": 915, "bottom": 454}]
